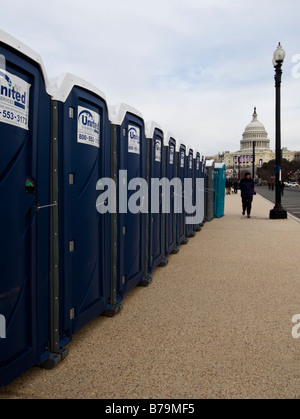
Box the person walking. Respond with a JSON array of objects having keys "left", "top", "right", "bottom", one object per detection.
[
  {"left": 233, "top": 181, "right": 239, "bottom": 194},
  {"left": 240, "top": 172, "right": 255, "bottom": 218},
  {"left": 225, "top": 178, "right": 232, "bottom": 195}
]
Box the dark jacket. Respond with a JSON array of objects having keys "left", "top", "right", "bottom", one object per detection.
[{"left": 240, "top": 177, "right": 255, "bottom": 198}]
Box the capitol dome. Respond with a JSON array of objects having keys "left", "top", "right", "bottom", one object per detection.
[{"left": 240, "top": 108, "right": 270, "bottom": 151}]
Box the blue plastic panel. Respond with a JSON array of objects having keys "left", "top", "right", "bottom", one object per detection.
[
  {"left": 147, "top": 127, "right": 164, "bottom": 273},
  {"left": 164, "top": 137, "right": 177, "bottom": 256},
  {"left": 115, "top": 111, "right": 147, "bottom": 298},
  {"left": 176, "top": 144, "right": 187, "bottom": 245},
  {"left": 0, "top": 40, "right": 51, "bottom": 387},
  {"left": 199, "top": 156, "right": 206, "bottom": 224},
  {"left": 185, "top": 149, "right": 195, "bottom": 237},
  {"left": 56, "top": 86, "right": 111, "bottom": 338},
  {"left": 193, "top": 152, "right": 205, "bottom": 231}
]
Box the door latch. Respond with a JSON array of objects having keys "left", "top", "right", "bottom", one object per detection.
[{"left": 25, "top": 177, "right": 36, "bottom": 194}]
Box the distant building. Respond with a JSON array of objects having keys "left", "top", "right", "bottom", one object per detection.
[{"left": 209, "top": 108, "right": 297, "bottom": 178}]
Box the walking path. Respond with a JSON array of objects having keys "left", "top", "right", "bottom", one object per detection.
[{"left": 0, "top": 193, "right": 299, "bottom": 399}]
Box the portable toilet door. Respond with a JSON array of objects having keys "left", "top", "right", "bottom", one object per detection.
[
  {"left": 200, "top": 155, "right": 206, "bottom": 226},
  {"left": 145, "top": 121, "right": 167, "bottom": 275},
  {"left": 50, "top": 73, "right": 111, "bottom": 340},
  {"left": 163, "top": 133, "right": 178, "bottom": 256},
  {"left": 205, "top": 160, "right": 215, "bottom": 222},
  {"left": 110, "top": 103, "right": 149, "bottom": 302},
  {"left": 185, "top": 146, "right": 196, "bottom": 238},
  {"left": 176, "top": 142, "right": 188, "bottom": 246},
  {"left": 193, "top": 150, "right": 205, "bottom": 233},
  {"left": 0, "top": 31, "right": 51, "bottom": 387}
]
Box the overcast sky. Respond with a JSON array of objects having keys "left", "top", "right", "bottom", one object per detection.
[{"left": 1, "top": 0, "right": 300, "bottom": 156}]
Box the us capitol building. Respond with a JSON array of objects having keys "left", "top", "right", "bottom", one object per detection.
[{"left": 210, "top": 108, "right": 298, "bottom": 178}]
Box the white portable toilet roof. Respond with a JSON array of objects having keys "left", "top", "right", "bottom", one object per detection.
[
  {"left": 186, "top": 144, "right": 194, "bottom": 156},
  {"left": 49, "top": 72, "right": 107, "bottom": 103},
  {"left": 214, "top": 163, "right": 226, "bottom": 169},
  {"left": 145, "top": 120, "right": 163, "bottom": 139},
  {"left": 205, "top": 159, "right": 215, "bottom": 167},
  {"left": 176, "top": 139, "right": 186, "bottom": 153},
  {"left": 0, "top": 29, "right": 50, "bottom": 93},
  {"left": 109, "top": 102, "right": 143, "bottom": 125},
  {"left": 164, "top": 131, "right": 176, "bottom": 147},
  {"left": 195, "top": 148, "right": 201, "bottom": 159}
]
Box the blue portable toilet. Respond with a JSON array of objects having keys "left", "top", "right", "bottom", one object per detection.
[
  {"left": 185, "top": 145, "right": 196, "bottom": 238},
  {"left": 49, "top": 73, "right": 112, "bottom": 344},
  {"left": 0, "top": 30, "right": 52, "bottom": 387},
  {"left": 163, "top": 133, "right": 179, "bottom": 256},
  {"left": 109, "top": 103, "right": 150, "bottom": 304},
  {"left": 145, "top": 121, "right": 167, "bottom": 275},
  {"left": 214, "top": 163, "right": 226, "bottom": 218},
  {"left": 193, "top": 150, "right": 205, "bottom": 232},
  {"left": 176, "top": 141, "right": 188, "bottom": 247}
]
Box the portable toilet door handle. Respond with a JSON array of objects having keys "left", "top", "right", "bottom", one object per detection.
[{"left": 35, "top": 202, "right": 58, "bottom": 212}]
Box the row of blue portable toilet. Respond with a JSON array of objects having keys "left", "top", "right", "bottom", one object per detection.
[{"left": 0, "top": 30, "right": 209, "bottom": 387}]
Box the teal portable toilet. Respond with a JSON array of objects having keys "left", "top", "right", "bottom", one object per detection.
[{"left": 214, "top": 163, "right": 226, "bottom": 218}]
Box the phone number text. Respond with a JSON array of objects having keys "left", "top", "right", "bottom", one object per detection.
[{"left": 0, "top": 110, "right": 28, "bottom": 125}]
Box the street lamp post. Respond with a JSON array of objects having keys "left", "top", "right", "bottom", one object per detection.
[
  {"left": 270, "top": 43, "right": 288, "bottom": 219},
  {"left": 252, "top": 141, "right": 256, "bottom": 180}
]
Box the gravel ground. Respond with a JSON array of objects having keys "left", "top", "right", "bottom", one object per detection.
[{"left": 0, "top": 194, "right": 299, "bottom": 399}]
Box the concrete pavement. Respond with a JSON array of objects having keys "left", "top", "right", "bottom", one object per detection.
[{"left": 0, "top": 193, "right": 299, "bottom": 399}]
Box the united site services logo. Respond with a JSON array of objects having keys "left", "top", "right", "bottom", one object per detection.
[
  {"left": 0, "top": 70, "right": 27, "bottom": 110},
  {"left": 78, "top": 109, "right": 100, "bottom": 134},
  {"left": 0, "top": 70, "right": 12, "bottom": 87},
  {"left": 128, "top": 125, "right": 140, "bottom": 154},
  {"left": 169, "top": 145, "right": 175, "bottom": 164},
  {"left": 155, "top": 139, "right": 161, "bottom": 162},
  {"left": 128, "top": 126, "right": 139, "bottom": 140},
  {"left": 77, "top": 106, "right": 100, "bottom": 148}
]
